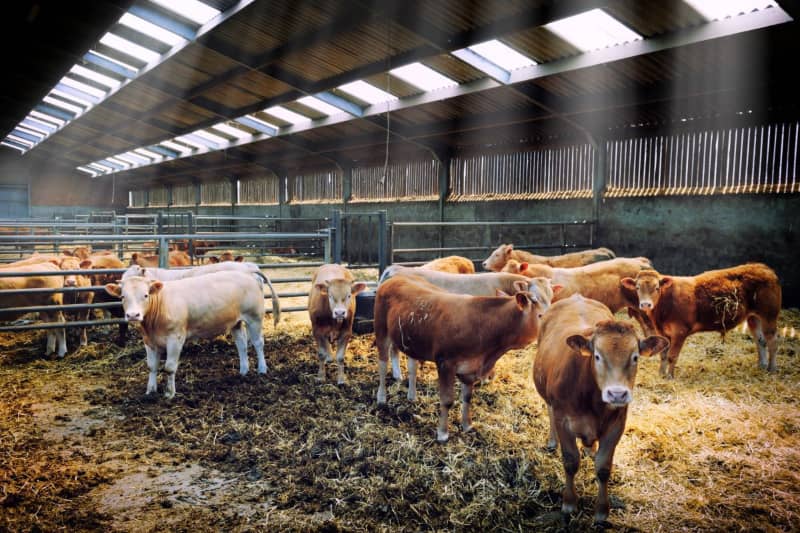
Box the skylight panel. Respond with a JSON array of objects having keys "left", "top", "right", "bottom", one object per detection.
[
  {"left": 50, "top": 88, "right": 93, "bottom": 108},
  {"left": 60, "top": 76, "right": 107, "bottom": 99},
  {"left": 118, "top": 13, "right": 187, "bottom": 47},
  {"left": 114, "top": 153, "right": 143, "bottom": 166},
  {"left": 149, "top": 0, "right": 221, "bottom": 25},
  {"left": 296, "top": 96, "right": 346, "bottom": 116},
  {"left": 69, "top": 65, "right": 122, "bottom": 89},
  {"left": 175, "top": 134, "right": 208, "bottom": 150},
  {"left": 683, "top": 0, "right": 777, "bottom": 21},
  {"left": 42, "top": 96, "right": 82, "bottom": 115},
  {"left": 337, "top": 81, "right": 398, "bottom": 105},
  {"left": 389, "top": 62, "right": 458, "bottom": 92},
  {"left": 99, "top": 33, "right": 161, "bottom": 64},
  {"left": 89, "top": 162, "right": 114, "bottom": 173},
  {"left": 134, "top": 148, "right": 163, "bottom": 161},
  {"left": 263, "top": 106, "right": 310, "bottom": 124},
  {"left": 544, "top": 9, "right": 642, "bottom": 52},
  {"left": 16, "top": 126, "right": 45, "bottom": 140},
  {"left": 236, "top": 115, "right": 277, "bottom": 134},
  {"left": 211, "top": 122, "right": 252, "bottom": 140},
  {"left": 106, "top": 156, "right": 131, "bottom": 168},
  {"left": 463, "top": 40, "right": 536, "bottom": 71},
  {"left": 77, "top": 166, "right": 99, "bottom": 177},
  {"left": 160, "top": 140, "right": 193, "bottom": 155},
  {"left": 194, "top": 129, "right": 228, "bottom": 145},
  {"left": 1, "top": 141, "right": 26, "bottom": 152},
  {"left": 86, "top": 49, "right": 140, "bottom": 75},
  {"left": 21, "top": 119, "right": 53, "bottom": 135},
  {"left": 7, "top": 134, "right": 34, "bottom": 147},
  {"left": 31, "top": 110, "right": 65, "bottom": 127}
]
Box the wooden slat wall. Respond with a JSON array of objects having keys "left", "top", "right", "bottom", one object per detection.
[
  {"left": 351, "top": 160, "right": 439, "bottom": 201},
  {"left": 238, "top": 175, "right": 279, "bottom": 205},
  {"left": 290, "top": 169, "right": 342, "bottom": 203},
  {"left": 200, "top": 181, "right": 232, "bottom": 205},
  {"left": 172, "top": 184, "right": 196, "bottom": 206}
]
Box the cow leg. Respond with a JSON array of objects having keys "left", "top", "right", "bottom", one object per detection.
[
  {"left": 765, "top": 320, "right": 778, "bottom": 372},
  {"left": 746, "top": 315, "right": 774, "bottom": 370},
  {"left": 45, "top": 311, "right": 67, "bottom": 358},
  {"left": 144, "top": 343, "right": 159, "bottom": 395},
  {"left": 163, "top": 336, "right": 185, "bottom": 399},
  {"left": 391, "top": 348, "right": 403, "bottom": 381},
  {"left": 315, "top": 333, "right": 333, "bottom": 382},
  {"left": 377, "top": 336, "right": 395, "bottom": 405},
  {"left": 232, "top": 322, "right": 250, "bottom": 375},
  {"left": 246, "top": 318, "right": 267, "bottom": 374},
  {"left": 556, "top": 422, "right": 580, "bottom": 515},
  {"left": 593, "top": 421, "right": 625, "bottom": 523},
  {"left": 436, "top": 362, "right": 456, "bottom": 443},
  {"left": 460, "top": 379, "right": 475, "bottom": 433},
  {"left": 42, "top": 311, "right": 56, "bottom": 356},
  {"left": 663, "top": 333, "right": 687, "bottom": 379},
  {"left": 545, "top": 405, "right": 558, "bottom": 451},
  {"left": 407, "top": 358, "right": 418, "bottom": 401},
  {"left": 334, "top": 331, "right": 350, "bottom": 385}
]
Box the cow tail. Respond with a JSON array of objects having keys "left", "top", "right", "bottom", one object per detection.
[{"left": 254, "top": 271, "right": 281, "bottom": 327}]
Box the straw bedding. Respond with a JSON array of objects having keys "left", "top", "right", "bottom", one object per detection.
[{"left": 0, "top": 283, "right": 798, "bottom": 531}]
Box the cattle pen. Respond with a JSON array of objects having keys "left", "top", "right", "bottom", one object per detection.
[{"left": 1, "top": 1, "right": 800, "bottom": 532}]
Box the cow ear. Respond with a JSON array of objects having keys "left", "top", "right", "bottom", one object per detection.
[
  {"left": 513, "top": 280, "right": 528, "bottom": 294},
  {"left": 62, "top": 249, "right": 74, "bottom": 257},
  {"left": 514, "top": 292, "right": 532, "bottom": 310},
  {"left": 351, "top": 282, "right": 367, "bottom": 294},
  {"left": 234, "top": 256, "right": 244, "bottom": 262},
  {"left": 639, "top": 335, "right": 669, "bottom": 357},
  {"left": 105, "top": 283, "right": 122, "bottom": 298},
  {"left": 315, "top": 282, "right": 328, "bottom": 295},
  {"left": 47, "top": 257, "right": 61, "bottom": 266},
  {"left": 149, "top": 281, "right": 164, "bottom": 295},
  {"left": 208, "top": 256, "right": 219, "bottom": 264},
  {"left": 496, "top": 289, "right": 510, "bottom": 297},
  {"left": 506, "top": 244, "right": 514, "bottom": 256},
  {"left": 520, "top": 262, "right": 529, "bottom": 271},
  {"left": 79, "top": 260, "right": 93, "bottom": 269},
  {"left": 620, "top": 277, "right": 637, "bottom": 291},
  {"left": 566, "top": 332, "right": 593, "bottom": 357},
  {"left": 659, "top": 276, "right": 673, "bottom": 289},
  {"left": 551, "top": 284, "right": 563, "bottom": 295}
]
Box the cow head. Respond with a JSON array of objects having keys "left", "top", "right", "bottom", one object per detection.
[
  {"left": 621, "top": 270, "right": 672, "bottom": 311},
  {"left": 567, "top": 320, "right": 668, "bottom": 408},
  {"left": 501, "top": 259, "right": 523, "bottom": 274},
  {"left": 58, "top": 256, "right": 92, "bottom": 287},
  {"left": 317, "top": 278, "right": 367, "bottom": 322},
  {"left": 522, "top": 277, "right": 562, "bottom": 314},
  {"left": 482, "top": 243, "right": 513, "bottom": 272},
  {"left": 105, "top": 276, "right": 163, "bottom": 322},
  {"left": 512, "top": 291, "right": 546, "bottom": 346}
]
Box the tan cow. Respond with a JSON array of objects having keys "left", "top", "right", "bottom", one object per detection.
[
  {"left": 0, "top": 262, "right": 67, "bottom": 357},
  {"left": 124, "top": 262, "right": 281, "bottom": 326},
  {"left": 308, "top": 264, "right": 367, "bottom": 384},
  {"left": 482, "top": 243, "right": 615, "bottom": 271},
  {"left": 534, "top": 294, "right": 668, "bottom": 523},
  {"left": 206, "top": 251, "right": 244, "bottom": 264},
  {"left": 58, "top": 256, "right": 95, "bottom": 346},
  {"left": 0, "top": 253, "right": 61, "bottom": 268},
  {"left": 420, "top": 255, "right": 475, "bottom": 274},
  {"left": 621, "top": 263, "right": 782, "bottom": 378},
  {"left": 85, "top": 253, "right": 128, "bottom": 346},
  {"left": 130, "top": 250, "right": 192, "bottom": 268},
  {"left": 105, "top": 271, "right": 267, "bottom": 398},
  {"left": 375, "top": 275, "right": 545, "bottom": 442}
]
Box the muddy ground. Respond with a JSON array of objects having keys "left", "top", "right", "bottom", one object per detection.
[{"left": 1, "top": 272, "right": 799, "bottom": 531}]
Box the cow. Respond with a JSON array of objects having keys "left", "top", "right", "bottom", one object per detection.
[
  {"left": 375, "top": 275, "right": 545, "bottom": 442},
  {"left": 533, "top": 294, "right": 668, "bottom": 523},
  {"left": 85, "top": 252, "right": 128, "bottom": 346},
  {"left": 0, "top": 262, "right": 67, "bottom": 357},
  {"left": 104, "top": 271, "right": 268, "bottom": 398},
  {"left": 420, "top": 255, "right": 475, "bottom": 274},
  {"left": 130, "top": 250, "right": 192, "bottom": 268},
  {"left": 123, "top": 262, "right": 281, "bottom": 326},
  {"left": 482, "top": 243, "right": 615, "bottom": 271},
  {"left": 58, "top": 256, "right": 95, "bottom": 346},
  {"left": 308, "top": 264, "right": 367, "bottom": 384},
  {"left": 206, "top": 251, "right": 244, "bottom": 264},
  {"left": 0, "top": 253, "right": 61, "bottom": 268},
  {"left": 621, "top": 263, "right": 782, "bottom": 378}
]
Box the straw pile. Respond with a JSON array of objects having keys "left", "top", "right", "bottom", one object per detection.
[{"left": 1, "top": 290, "right": 798, "bottom": 531}]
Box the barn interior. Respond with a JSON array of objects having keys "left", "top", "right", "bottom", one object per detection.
[{"left": 0, "top": 1, "right": 799, "bottom": 531}]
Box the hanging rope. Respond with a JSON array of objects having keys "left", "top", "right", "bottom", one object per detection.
[{"left": 381, "top": 17, "right": 391, "bottom": 188}]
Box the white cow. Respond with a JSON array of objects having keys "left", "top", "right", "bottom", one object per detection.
[
  {"left": 123, "top": 262, "right": 280, "bottom": 326},
  {"left": 105, "top": 271, "right": 267, "bottom": 398}
]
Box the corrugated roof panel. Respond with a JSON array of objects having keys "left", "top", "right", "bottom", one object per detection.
[
  {"left": 407, "top": 0, "right": 546, "bottom": 37},
  {"left": 205, "top": 18, "right": 282, "bottom": 57},
  {"left": 112, "top": 83, "right": 175, "bottom": 113},
  {"left": 422, "top": 54, "right": 489, "bottom": 85},
  {"left": 229, "top": 71, "right": 294, "bottom": 99},
  {"left": 143, "top": 60, "right": 215, "bottom": 93},
  {"left": 153, "top": 100, "right": 217, "bottom": 127},
  {"left": 237, "top": 0, "right": 338, "bottom": 44},
  {"left": 176, "top": 43, "right": 241, "bottom": 76},
  {"left": 504, "top": 27, "right": 581, "bottom": 64},
  {"left": 199, "top": 83, "right": 266, "bottom": 108},
  {"left": 606, "top": 0, "right": 706, "bottom": 38}
]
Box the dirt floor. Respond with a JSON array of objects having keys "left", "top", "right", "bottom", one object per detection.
[{"left": 1, "top": 267, "right": 799, "bottom": 532}]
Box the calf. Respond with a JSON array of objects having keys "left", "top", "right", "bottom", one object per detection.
[
  {"left": 420, "top": 255, "right": 475, "bottom": 274},
  {"left": 482, "top": 243, "right": 615, "bottom": 271},
  {"left": 375, "top": 275, "right": 544, "bottom": 442},
  {"left": 621, "top": 263, "right": 782, "bottom": 377},
  {"left": 130, "top": 250, "right": 191, "bottom": 268},
  {"left": 0, "top": 262, "right": 67, "bottom": 357},
  {"left": 124, "top": 262, "right": 281, "bottom": 326},
  {"left": 206, "top": 251, "right": 244, "bottom": 264},
  {"left": 85, "top": 253, "right": 128, "bottom": 346},
  {"left": 308, "top": 264, "right": 367, "bottom": 384},
  {"left": 534, "top": 294, "right": 667, "bottom": 522},
  {"left": 105, "top": 271, "right": 267, "bottom": 398},
  {"left": 58, "top": 256, "right": 94, "bottom": 346}
]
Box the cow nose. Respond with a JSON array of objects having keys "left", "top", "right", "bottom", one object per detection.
[
  {"left": 65, "top": 279, "right": 76, "bottom": 287},
  {"left": 604, "top": 387, "right": 631, "bottom": 405},
  {"left": 481, "top": 261, "right": 488, "bottom": 269},
  {"left": 640, "top": 302, "right": 652, "bottom": 310},
  {"left": 333, "top": 309, "right": 346, "bottom": 320},
  {"left": 125, "top": 312, "right": 142, "bottom": 321}
]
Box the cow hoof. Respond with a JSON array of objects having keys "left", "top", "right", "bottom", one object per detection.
[
  {"left": 436, "top": 431, "right": 449, "bottom": 443},
  {"left": 337, "top": 378, "right": 346, "bottom": 386},
  {"left": 561, "top": 502, "right": 576, "bottom": 515},
  {"left": 544, "top": 441, "right": 557, "bottom": 453}
]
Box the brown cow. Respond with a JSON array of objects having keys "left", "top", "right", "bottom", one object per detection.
[
  {"left": 206, "top": 251, "right": 244, "bottom": 264},
  {"left": 534, "top": 294, "right": 668, "bottom": 522},
  {"left": 375, "top": 275, "right": 545, "bottom": 442},
  {"left": 58, "top": 256, "right": 95, "bottom": 346},
  {"left": 308, "top": 264, "right": 367, "bottom": 384},
  {"left": 420, "top": 255, "right": 475, "bottom": 274},
  {"left": 482, "top": 243, "right": 615, "bottom": 271},
  {"left": 86, "top": 253, "right": 128, "bottom": 346},
  {"left": 0, "top": 262, "right": 67, "bottom": 357},
  {"left": 130, "top": 250, "right": 192, "bottom": 268},
  {"left": 621, "top": 263, "right": 782, "bottom": 378}
]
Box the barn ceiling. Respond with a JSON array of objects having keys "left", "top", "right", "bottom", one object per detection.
[{"left": 1, "top": 0, "right": 799, "bottom": 187}]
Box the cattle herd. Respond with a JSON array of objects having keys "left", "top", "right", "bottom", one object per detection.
[{"left": 0, "top": 241, "right": 784, "bottom": 524}]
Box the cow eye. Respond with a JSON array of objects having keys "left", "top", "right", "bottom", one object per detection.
[
  {"left": 144, "top": 294, "right": 148, "bottom": 299},
  {"left": 632, "top": 353, "right": 639, "bottom": 364},
  {"left": 594, "top": 353, "right": 601, "bottom": 363}
]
